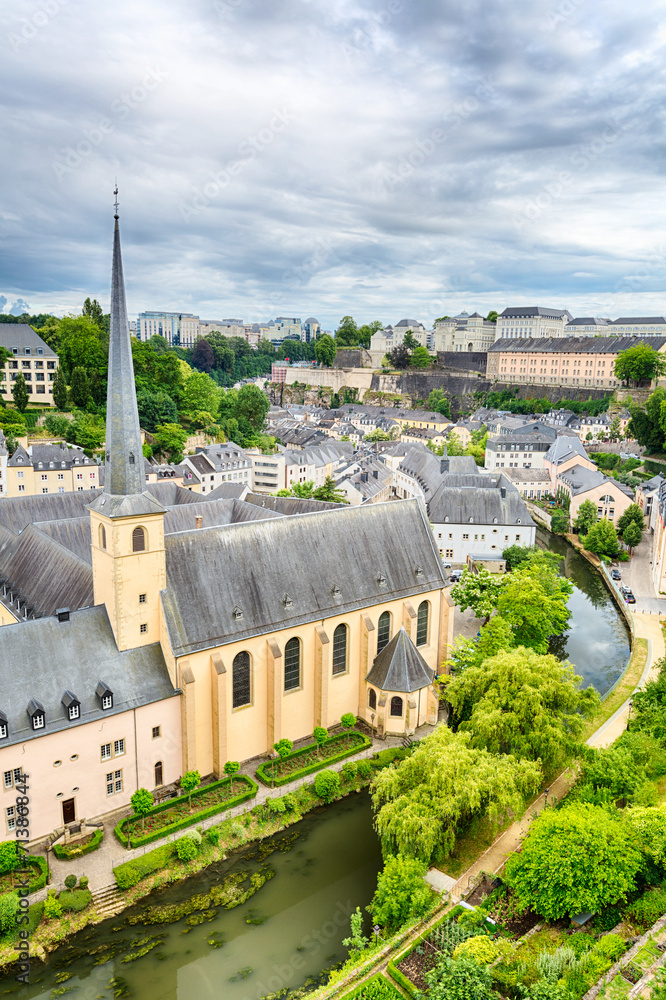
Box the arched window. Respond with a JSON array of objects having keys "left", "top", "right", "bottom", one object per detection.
[
  {"left": 132, "top": 526, "right": 146, "bottom": 552},
  {"left": 154, "top": 761, "right": 163, "bottom": 786},
  {"left": 416, "top": 601, "right": 429, "bottom": 647},
  {"left": 332, "top": 624, "right": 348, "bottom": 675},
  {"left": 368, "top": 688, "right": 377, "bottom": 710},
  {"left": 390, "top": 696, "right": 403, "bottom": 717},
  {"left": 377, "top": 611, "right": 391, "bottom": 654},
  {"left": 284, "top": 637, "right": 301, "bottom": 691},
  {"left": 99, "top": 524, "right": 106, "bottom": 550},
  {"left": 232, "top": 651, "right": 251, "bottom": 708}
]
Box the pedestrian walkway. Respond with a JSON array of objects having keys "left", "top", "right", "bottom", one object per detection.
[{"left": 29, "top": 730, "right": 418, "bottom": 900}]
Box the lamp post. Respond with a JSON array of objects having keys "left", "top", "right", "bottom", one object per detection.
[
  {"left": 370, "top": 713, "right": 376, "bottom": 739},
  {"left": 373, "top": 924, "right": 380, "bottom": 946},
  {"left": 544, "top": 786, "right": 550, "bottom": 808}
]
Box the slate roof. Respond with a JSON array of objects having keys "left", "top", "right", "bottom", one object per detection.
[
  {"left": 366, "top": 627, "right": 434, "bottom": 693},
  {"left": 33, "top": 518, "right": 93, "bottom": 564},
  {"left": 0, "top": 523, "right": 94, "bottom": 618},
  {"left": 0, "top": 324, "right": 57, "bottom": 356},
  {"left": 397, "top": 447, "right": 478, "bottom": 501},
  {"left": 243, "top": 493, "right": 345, "bottom": 514},
  {"left": 504, "top": 469, "right": 552, "bottom": 483},
  {"left": 558, "top": 464, "right": 634, "bottom": 498},
  {"left": 161, "top": 499, "right": 445, "bottom": 656},
  {"left": 610, "top": 317, "right": 666, "bottom": 325},
  {"left": 205, "top": 482, "right": 249, "bottom": 501},
  {"left": 0, "top": 605, "right": 177, "bottom": 748},
  {"left": 0, "top": 490, "right": 101, "bottom": 535},
  {"left": 499, "top": 307, "right": 572, "bottom": 319},
  {"left": 566, "top": 318, "right": 610, "bottom": 326},
  {"left": 163, "top": 498, "right": 281, "bottom": 533},
  {"left": 544, "top": 435, "right": 589, "bottom": 466},
  {"left": 427, "top": 482, "right": 534, "bottom": 527},
  {"left": 489, "top": 336, "right": 666, "bottom": 353}
]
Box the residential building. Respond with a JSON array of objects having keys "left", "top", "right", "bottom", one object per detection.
[
  {"left": 369, "top": 319, "right": 429, "bottom": 363},
  {"left": 4, "top": 443, "right": 99, "bottom": 497},
  {"left": 394, "top": 446, "right": 478, "bottom": 503},
  {"left": 0, "top": 211, "right": 454, "bottom": 840},
  {"left": 564, "top": 317, "right": 611, "bottom": 336},
  {"left": 503, "top": 468, "right": 552, "bottom": 500},
  {"left": 495, "top": 307, "right": 573, "bottom": 340},
  {"left": 335, "top": 456, "right": 393, "bottom": 505},
  {"left": 184, "top": 443, "right": 253, "bottom": 494},
  {"left": 636, "top": 474, "right": 664, "bottom": 519},
  {"left": 433, "top": 312, "right": 497, "bottom": 353},
  {"left": 543, "top": 435, "right": 596, "bottom": 491},
  {"left": 556, "top": 465, "right": 634, "bottom": 527},
  {"left": 428, "top": 474, "right": 536, "bottom": 563},
  {"left": 608, "top": 317, "right": 666, "bottom": 337},
  {"left": 137, "top": 311, "right": 200, "bottom": 347},
  {"left": 484, "top": 425, "right": 558, "bottom": 472},
  {"left": 487, "top": 336, "right": 666, "bottom": 388},
  {"left": 0, "top": 325, "right": 59, "bottom": 407}
]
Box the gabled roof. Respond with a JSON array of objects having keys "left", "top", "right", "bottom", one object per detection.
[
  {"left": 366, "top": 627, "right": 434, "bottom": 693},
  {"left": 558, "top": 464, "right": 634, "bottom": 498},
  {"left": 427, "top": 482, "right": 534, "bottom": 527},
  {"left": 0, "top": 324, "right": 57, "bottom": 356},
  {"left": 610, "top": 317, "right": 666, "bottom": 325},
  {"left": 489, "top": 336, "right": 666, "bottom": 353},
  {"left": 0, "top": 605, "right": 176, "bottom": 748},
  {"left": 544, "top": 435, "right": 589, "bottom": 466},
  {"left": 161, "top": 499, "right": 445, "bottom": 656},
  {"left": 499, "top": 307, "right": 572, "bottom": 320}
]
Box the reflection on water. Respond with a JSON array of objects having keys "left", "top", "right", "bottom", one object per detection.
[
  {"left": 4, "top": 793, "right": 381, "bottom": 1000},
  {"left": 537, "top": 528, "right": 631, "bottom": 695}
]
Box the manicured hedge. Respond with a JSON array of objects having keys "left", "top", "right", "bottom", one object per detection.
[
  {"left": 114, "top": 775, "right": 258, "bottom": 849},
  {"left": 255, "top": 732, "right": 372, "bottom": 787},
  {"left": 340, "top": 973, "right": 404, "bottom": 999},
  {"left": 113, "top": 843, "right": 175, "bottom": 890},
  {"left": 52, "top": 829, "right": 104, "bottom": 861},
  {"left": 58, "top": 888, "right": 92, "bottom": 913}
]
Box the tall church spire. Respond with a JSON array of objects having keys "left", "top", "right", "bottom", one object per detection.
[{"left": 105, "top": 187, "right": 144, "bottom": 496}]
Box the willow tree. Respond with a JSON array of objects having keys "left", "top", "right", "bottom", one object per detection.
[
  {"left": 444, "top": 646, "right": 599, "bottom": 771},
  {"left": 372, "top": 727, "right": 541, "bottom": 864}
]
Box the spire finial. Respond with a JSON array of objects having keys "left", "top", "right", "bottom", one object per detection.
[{"left": 113, "top": 182, "right": 119, "bottom": 220}]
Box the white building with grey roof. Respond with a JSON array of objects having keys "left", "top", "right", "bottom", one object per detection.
[{"left": 0, "top": 324, "right": 59, "bottom": 407}]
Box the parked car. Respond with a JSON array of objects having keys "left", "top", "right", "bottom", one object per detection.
[
  {"left": 449, "top": 570, "right": 463, "bottom": 583},
  {"left": 442, "top": 561, "right": 452, "bottom": 569},
  {"left": 620, "top": 584, "right": 631, "bottom": 595},
  {"left": 611, "top": 569, "right": 621, "bottom": 581},
  {"left": 625, "top": 591, "right": 636, "bottom": 604}
]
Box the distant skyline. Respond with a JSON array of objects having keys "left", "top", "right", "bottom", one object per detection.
[{"left": 1, "top": 0, "right": 665, "bottom": 331}]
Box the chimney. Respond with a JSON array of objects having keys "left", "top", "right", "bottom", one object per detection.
[
  {"left": 440, "top": 458, "right": 449, "bottom": 474},
  {"left": 195, "top": 515, "right": 203, "bottom": 529},
  {"left": 361, "top": 472, "right": 369, "bottom": 482},
  {"left": 56, "top": 608, "right": 70, "bottom": 623}
]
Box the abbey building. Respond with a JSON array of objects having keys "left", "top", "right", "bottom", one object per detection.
[{"left": 0, "top": 211, "right": 452, "bottom": 842}]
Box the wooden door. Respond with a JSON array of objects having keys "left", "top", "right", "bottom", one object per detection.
[{"left": 62, "top": 798, "right": 75, "bottom": 824}]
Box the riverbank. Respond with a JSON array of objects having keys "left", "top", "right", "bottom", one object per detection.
[{"left": 0, "top": 740, "right": 410, "bottom": 976}]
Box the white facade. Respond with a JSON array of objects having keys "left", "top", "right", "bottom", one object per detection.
[
  {"left": 431, "top": 519, "right": 536, "bottom": 564},
  {"left": 496, "top": 308, "right": 573, "bottom": 340},
  {"left": 138, "top": 312, "right": 200, "bottom": 347},
  {"left": 433, "top": 312, "right": 497, "bottom": 353}
]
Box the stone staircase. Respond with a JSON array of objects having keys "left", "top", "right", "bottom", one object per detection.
[{"left": 91, "top": 885, "right": 125, "bottom": 920}]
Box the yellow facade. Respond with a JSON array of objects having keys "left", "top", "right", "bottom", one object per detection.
[
  {"left": 4, "top": 460, "right": 99, "bottom": 498},
  {"left": 90, "top": 509, "right": 166, "bottom": 651},
  {"left": 169, "top": 587, "right": 451, "bottom": 777}
]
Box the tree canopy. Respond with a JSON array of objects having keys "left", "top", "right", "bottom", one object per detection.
[
  {"left": 505, "top": 803, "right": 643, "bottom": 919},
  {"left": 581, "top": 518, "right": 620, "bottom": 559},
  {"left": 315, "top": 334, "right": 337, "bottom": 367},
  {"left": 614, "top": 345, "right": 666, "bottom": 384},
  {"left": 573, "top": 499, "right": 597, "bottom": 535},
  {"left": 372, "top": 726, "right": 541, "bottom": 864},
  {"left": 444, "top": 646, "right": 598, "bottom": 771}
]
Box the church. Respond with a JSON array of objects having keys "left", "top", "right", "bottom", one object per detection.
[{"left": 0, "top": 208, "right": 452, "bottom": 842}]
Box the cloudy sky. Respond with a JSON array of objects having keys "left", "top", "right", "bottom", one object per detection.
[{"left": 1, "top": 0, "right": 665, "bottom": 330}]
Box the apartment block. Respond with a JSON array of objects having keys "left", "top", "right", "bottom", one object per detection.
[
  {"left": 0, "top": 325, "right": 59, "bottom": 407},
  {"left": 495, "top": 307, "right": 573, "bottom": 340},
  {"left": 137, "top": 312, "right": 200, "bottom": 347}
]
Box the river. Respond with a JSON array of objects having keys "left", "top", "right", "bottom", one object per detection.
[
  {"left": 7, "top": 793, "right": 381, "bottom": 1000},
  {"left": 536, "top": 527, "right": 631, "bottom": 696}
]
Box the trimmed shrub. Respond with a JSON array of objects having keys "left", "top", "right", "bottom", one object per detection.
[
  {"left": 0, "top": 892, "right": 19, "bottom": 933},
  {"left": 183, "top": 829, "right": 202, "bottom": 847},
  {"left": 79, "top": 876, "right": 89, "bottom": 889},
  {"left": 58, "top": 889, "right": 92, "bottom": 913},
  {"left": 357, "top": 759, "right": 373, "bottom": 780},
  {"left": 452, "top": 935, "right": 500, "bottom": 964},
  {"left": 314, "top": 769, "right": 341, "bottom": 803},
  {"left": 255, "top": 731, "right": 371, "bottom": 787},
  {"left": 0, "top": 841, "right": 21, "bottom": 875},
  {"left": 43, "top": 894, "right": 63, "bottom": 920},
  {"left": 114, "top": 775, "right": 258, "bottom": 848},
  {"left": 175, "top": 836, "right": 197, "bottom": 862},
  {"left": 52, "top": 828, "right": 103, "bottom": 860},
  {"left": 113, "top": 844, "right": 174, "bottom": 890},
  {"left": 64, "top": 874, "right": 77, "bottom": 891}
]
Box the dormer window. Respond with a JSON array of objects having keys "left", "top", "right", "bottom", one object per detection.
[
  {"left": 0, "top": 712, "right": 7, "bottom": 740},
  {"left": 283, "top": 593, "right": 293, "bottom": 609},
  {"left": 62, "top": 691, "right": 80, "bottom": 722},
  {"left": 27, "top": 699, "right": 45, "bottom": 731},
  {"left": 96, "top": 682, "right": 113, "bottom": 710}
]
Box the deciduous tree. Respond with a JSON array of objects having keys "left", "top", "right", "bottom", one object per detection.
[
  {"left": 614, "top": 345, "right": 666, "bottom": 384},
  {"left": 573, "top": 499, "right": 597, "bottom": 535},
  {"left": 409, "top": 346, "right": 432, "bottom": 368},
  {"left": 372, "top": 727, "right": 541, "bottom": 863},
  {"left": 52, "top": 367, "right": 68, "bottom": 411},
  {"left": 622, "top": 520, "right": 642, "bottom": 552},
  {"left": 191, "top": 338, "right": 214, "bottom": 373},
  {"left": 137, "top": 389, "right": 178, "bottom": 432},
  {"left": 617, "top": 503, "right": 644, "bottom": 534},
  {"left": 369, "top": 854, "right": 432, "bottom": 930},
  {"left": 315, "top": 334, "right": 337, "bottom": 367},
  {"left": 505, "top": 803, "right": 643, "bottom": 920},
  {"left": 130, "top": 788, "right": 154, "bottom": 831},
  {"left": 312, "top": 476, "right": 349, "bottom": 503},
  {"left": 582, "top": 518, "right": 620, "bottom": 559},
  {"left": 180, "top": 769, "right": 201, "bottom": 810},
  {"left": 152, "top": 423, "right": 188, "bottom": 463},
  {"left": 444, "top": 646, "right": 598, "bottom": 770},
  {"left": 11, "top": 372, "right": 29, "bottom": 412},
  {"left": 450, "top": 567, "right": 504, "bottom": 622}
]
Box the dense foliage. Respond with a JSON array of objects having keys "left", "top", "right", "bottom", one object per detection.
[
  {"left": 369, "top": 854, "right": 432, "bottom": 929},
  {"left": 372, "top": 726, "right": 541, "bottom": 864}
]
